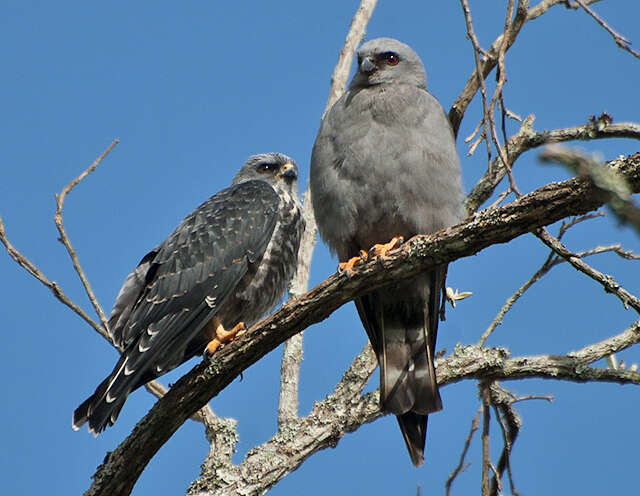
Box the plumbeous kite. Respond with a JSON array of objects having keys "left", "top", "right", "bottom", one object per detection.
[
  {"left": 310, "top": 38, "right": 464, "bottom": 466},
  {"left": 73, "top": 153, "right": 304, "bottom": 434}
]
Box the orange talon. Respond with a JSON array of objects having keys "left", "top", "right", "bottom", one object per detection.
[
  {"left": 205, "top": 318, "right": 246, "bottom": 356},
  {"left": 338, "top": 250, "right": 369, "bottom": 275},
  {"left": 370, "top": 236, "right": 404, "bottom": 258}
]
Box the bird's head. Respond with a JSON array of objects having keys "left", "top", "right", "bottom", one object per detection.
[
  {"left": 233, "top": 153, "right": 299, "bottom": 195},
  {"left": 349, "top": 38, "right": 427, "bottom": 90}
]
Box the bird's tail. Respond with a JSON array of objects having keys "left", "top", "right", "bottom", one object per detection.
[
  {"left": 72, "top": 355, "right": 131, "bottom": 435},
  {"left": 397, "top": 412, "right": 429, "bottom": 467},
  {"left": 355, "top": 270, "right": 444, "bottom": 465},
  {"left": 374, "top": 290, "right": 442, "bottom": 415}
]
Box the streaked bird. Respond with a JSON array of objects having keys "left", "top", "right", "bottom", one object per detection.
[
  {"left": 310, "top": 38, "right": 464, "bottom": 465},
  {"left": 73, "top": 153, "right": 304, "bottom": 434}
]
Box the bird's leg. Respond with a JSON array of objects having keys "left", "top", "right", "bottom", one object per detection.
[
  {"left": 204, "top": 316, "right": 246, "bottom": 355},
  {"left": 338, "top": 249, "right": 369, "bottom": 275},
  {"left": 370, "top": 236, "right": 404, "bottom": 258}
]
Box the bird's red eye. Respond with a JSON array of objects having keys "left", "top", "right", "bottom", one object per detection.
[{"left": 385, "top": 53, "right": 399, "bottom": 66}]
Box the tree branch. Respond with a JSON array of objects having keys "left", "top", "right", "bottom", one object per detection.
[
  {"left": 324, "top": 0, "right": 378, "bottom": 117},
  {"left": 448, "top": 0, "right": 602, "bottom": 137},
  {"left": 278, "top": 188, "right": 315, "bottom": 428},
  {"left": 0, "top": 141, "right": 121, "bottom": 343},
  {"left": 535, "top": 227, "right": 640, "bottom": 314},
  {"left": 84, "top": 152, "right": 640, "bottom": 496},
  {"left": 54, "top": 139, "right": 119, "bottom": 331},
  {"left": 465, "top": 115, "right": 640, "bottom": 213},
  {"left": 446, "top": 406, "right": 482, "bottom": 496},
  {"left": 479, "top": 211, "right": 640, "bottom": 345},
  {"left": 574, "top": 0, "right": 640, "bottom": 59}
]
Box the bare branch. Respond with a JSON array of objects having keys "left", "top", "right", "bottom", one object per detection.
[
  {"left": 536, "top": 228, "right": 640, "bottom": 314},
  {"left": 187, "top": 320, "right": 640, "bottom": 496},
  {"left": 479, "top": 211, "right": 639, "bottom": 345},
  {"left": 144, "top": 381, "right": 220, "bottom": 440},
  {"left": 488, "top": 383, "right": 523, "bottom": 496},
  {"left": 324, "top": 0, "right": 378, "bottom": 116},
  {"left": 279, "top": 189, "right": 316, "bottom": 427},
  {"left": 575, "top": 0, "right": 640, "bottom": 59},
  {"left": 458, "top": 0, "right": 529, "bottom": 200},
  {"left": 479, "top": 251, "right": 555, "bottom": 345},
  {"left": 54, "top": 139, "right": 119, "bottom": 331},
  {"left": 0, "top": 140, "right": 120, "bottom": 343},
  {"left": 446, "top": 406, "right": 482, "bottom": 496},
  {"left": 0, "top": 216, "right": 108, "bottom": 340},
  {"left": 466, "top": 116, "right": 640, "bottom": 212},
  {"left": 481, "top": 383, "right": 491, "bottom": 496},
  {"left": 190, "top": 345, "right": 377, "bottom": 495},
  {"left": 487, "top": 0, "right": 526, "bottom": 197},
  {"left": 1, "top": 141, "right": 220, "bottom": 436},
  {"left": 459, "top": 0, "right": 495, "bottom": 167},
  {"left": 449, "top": 0, "right": 599, "bottom": 136}
]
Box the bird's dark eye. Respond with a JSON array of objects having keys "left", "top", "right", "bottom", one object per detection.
[
  {"left": 384, "top": 53, "right": 399, "bottom": 66},
  {"left": 257, "top": 163, "right": 273, "bottom": 173}
]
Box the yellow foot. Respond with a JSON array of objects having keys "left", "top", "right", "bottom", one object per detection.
[
  {"left": 205, "top": 318, "right": 246, "bottom": 356},
  {"left": 338, "top": 250, "right": 368, "bottom": 275},
  {"left": 370, "top": 236, "right": 404, "bottom": 258}
]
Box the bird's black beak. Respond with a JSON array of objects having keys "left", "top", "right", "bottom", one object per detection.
[
  {"left": 359, "top": 56, "right": 376, "bottom": 74},
  {"left": 279, "top": 162, "right": 297, "bottom": 179}
]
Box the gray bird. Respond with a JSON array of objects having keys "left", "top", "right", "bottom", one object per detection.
[
  {"left": 310, "top": 38, "right": 464, "bottom": 466},
  {"left": 73, "top": 153, "right": 304, "bottom": 434}
]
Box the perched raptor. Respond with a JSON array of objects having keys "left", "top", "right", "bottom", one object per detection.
[
  {"left": 310, "top": 38, "right": 464, "bottom": 466},
  {"left": 73, "top": 153, "right": 304, "bottom": 434}
]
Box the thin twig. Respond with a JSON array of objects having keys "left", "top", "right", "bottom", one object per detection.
[
  {"left": 446, "top": 406, "right": 482, "bottom": 496},
  {"left": 536, "top": 228, "right": 640, "bottom": 314},
  {"left": 479, "top": 212, "right": 639, "bottom": 345},
  {"left": 0, "top": 140, "right": 120, "bottom": 343},
  {"left": 479, "top": 253, "right": 555, "bottom": 345},
  {"left": 575, "top": 0, "right": 640, "bottom": 59},
  {"left": 459, "top": 0, "right": 494, "bottom": 169},
  {"left": 510, "top": 394, "right": 553, "bottom": 404},
  {"left": 486, "top": 0, "right": 524, "bottom": 197},
  {"left": 449, "top": 0, "right": 598, "bottom": 136},
  {"left": 488, "top": 462, "right": 504, "bottom": 496},
  {"left": 488, "top": 383, "right": 523, "bottom": 496},
  {"left": 54, "top": 139, "right": 119, "bottom": 331},
  {"left": 0, "top": 216, "right": 108, "bottom": 341},
  {"left": 481, "top": 383, "right": 491, "bottom": 496}
]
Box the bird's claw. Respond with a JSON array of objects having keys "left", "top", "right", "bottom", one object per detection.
[
  {"left": 369, "top": 236, "right": 404, "bottom": 258},
  {"left": 205, "top": 321, "right": 246, "bottom": 356},
  {"left": 338, "top": 250, "right": 368, "bottom": 277}
]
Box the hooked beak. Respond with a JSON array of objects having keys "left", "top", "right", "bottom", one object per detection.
[
  {"left": 279, "top": 162, "right": 297, "bottom": 179},
  {"left": 359, "top": 56, "right": 376, "bottom": 74}
]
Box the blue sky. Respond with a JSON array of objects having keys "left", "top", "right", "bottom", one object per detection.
[{"left": 1, "top": 1, "right": 639, "bottom": 495}]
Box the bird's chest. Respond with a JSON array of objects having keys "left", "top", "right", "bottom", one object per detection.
[{"left": 234, "top": 194, "right": 302, "bottom": 323}]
